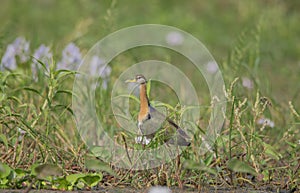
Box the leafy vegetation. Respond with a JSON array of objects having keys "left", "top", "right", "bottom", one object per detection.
[{"left": 0, "top": 0, "right": 299, "bottom": 192}]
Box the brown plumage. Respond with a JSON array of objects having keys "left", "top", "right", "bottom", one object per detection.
[{"left": 137, "top": 79, "right": 150, "bottom": 124}]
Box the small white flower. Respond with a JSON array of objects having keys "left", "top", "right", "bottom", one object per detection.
[
  {"left": 166, "top": 31, "right": 184, "bottom": 46},
  {"left": 17, "top": 127, "right": 26, "bottom": 141},
  {"left": 206, "top": 61, "right": 218, "bottom": 74},
  {"left": 148, "top": 186, "right": 172, "bottom": 193},
  {"left": 18, "top": 127, "right": 26, "bottom": 135},
  {"left": 242, "top": 77, "right": 253, "bottom": 89},
  {"left": 257, "top": 117, "right": 275, "bottom": 128}
]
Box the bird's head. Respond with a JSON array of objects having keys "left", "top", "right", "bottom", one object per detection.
[{"left": 125, "top": 74, "right": 147, "bottom": 84}]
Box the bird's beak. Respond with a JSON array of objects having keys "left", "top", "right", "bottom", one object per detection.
[{"left": 125, "top": 78, "right": 136, "bottom": 83}]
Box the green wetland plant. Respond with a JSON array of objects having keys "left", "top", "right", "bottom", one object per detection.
[{"left": 0, "top": 23, "right": 299, "bottom": 192}]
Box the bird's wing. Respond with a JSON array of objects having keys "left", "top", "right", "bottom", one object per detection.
[
  {"left": 140, "top": 106, "right": 166, "bottom": 136},
  {"left": 149, "top": 105, "right": 167, "bottom": 121},
  {"left": 149, "top": 106, "right": 191, "bottom": 146}
]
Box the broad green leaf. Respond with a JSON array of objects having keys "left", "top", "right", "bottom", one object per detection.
[
  {"left": 54, "top": 69, "right": 76, "bottom": 80},
  {"left": 184, "top": 160, "right": 217, "bottom": 175},
  {"left": 7, "top": 96, "right": 22, "bottom": 104},
  {"left": 66, "top": 173, "right": 86, "bottom": 186},
  {"left": 204, "top": 154, "right": 214, "bottom": 166},
  {"left": 0, "top": 178, "right": 9, "bottom": 188},
  {"left": 66, "top": 173, "right": 102, "bottom": 188},
  {"left": 286, "top": 141, "right": 297, "bottom": 149},
  {"left": 32, "top": 164, "right": 63, "bottom": 179},
  {"left": 21, "top": 87, "right": 44, "bottom": 98},
  {"left": 85, "top": 157, "right": 117, "bottom": 176},
  {"left": 90, "top": 147, "right": 113, "bottom": 160},
  {"left": 53, "top": 176, "right": 69, "bottom": 190},
  {"left": 76, "top": 181, "right": 85, "bottom": 189},
  {"left": 52, "top": 104, "right": 74, "bottom": 115},
  {"left": 14, "top": 168, "right": 28, "bottom": 178},
  {"left": 265, "top": 148, "right": 281, "bottom": 160},
  {"left": 263, "top": 142, "right": 282, "bottom": 160},
  {"left": 0, "top": 134, "right": 8, "bottom": 150},
  {"left": 146, "top": 79, "right": 151, "bottom": 97},
  {"left": 227, "top": 158, "right": 257, "bottom": 176},
  {"left": 56, "top": 89, "right": 74, "bottom": 96},
  {"left": 31, "top": 56, "right": 49, "bottom": 72},
  {"left": 262, "top": 170, "right": 270, "bottom": 182},
  {"left": 80, "top": 173, "right": 102, "bottom": 187},
  {"left": 0, "top": 162, "right": 12, "bottom": 178}
]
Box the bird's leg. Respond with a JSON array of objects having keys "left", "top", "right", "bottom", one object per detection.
[{"left": 136, "top": 121, "right": 148, "bottom": 147}]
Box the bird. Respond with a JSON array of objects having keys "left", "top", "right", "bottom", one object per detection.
[{"left": 125, "top": 74, "right": 191, "bottom": 146}]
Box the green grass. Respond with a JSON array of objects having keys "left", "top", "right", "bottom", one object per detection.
[{"left": 0, "top": 0, "right": 300, "bottom": 192}]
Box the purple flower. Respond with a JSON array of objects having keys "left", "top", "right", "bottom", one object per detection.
[
  {"left": 33, "top": 44, "right": 52, "bottom": 63},
  {"left": 31, "top": 44, "right": 52, "bottom": 80},
  {"left": 242, "top": 77, "right": 254, "bottom": 89},
  {"left": 17, "top": 127, "right": 26, "bottom": 142},
  {"left": 13, "top": 37, "right": 30, "bottom": 63},
  {"left": 1, "top": 45, "right": 17, "bottom": 70},
  {"left": 57, "top": 43, "right": 82, "bottom": 70},
  {"left": 89, "top": 56, "right": 111, "bottom": 89},
  {"left": 257, "top": 117, "right": 275, "bottom": 128},
  {"left": 166, "top": 31, "right": 184, "bottom": 46},
  {"left": 89, "top": 56, "right": 105, "bottom": 76},
  {"left": 206, "top": 61, "right": 218, "bottom": 74},
  {"left": 1, "top": 37, "right": 30, "bottom": 71}
]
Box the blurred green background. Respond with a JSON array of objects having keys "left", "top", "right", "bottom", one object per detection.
[
  {"left": 0, "top": 0, "right": 299, "bottom": 106},
  {"left": 0, "top": 1, "right": 299, "bottom": 189}
]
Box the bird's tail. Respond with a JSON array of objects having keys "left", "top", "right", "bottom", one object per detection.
[{"left": 166, "top": 118, "right": 191, "bottom": 146}]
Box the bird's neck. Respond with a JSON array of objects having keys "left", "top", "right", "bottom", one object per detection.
[{"left": 139, "top": 83, "right": 150, "bottom": 114}]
